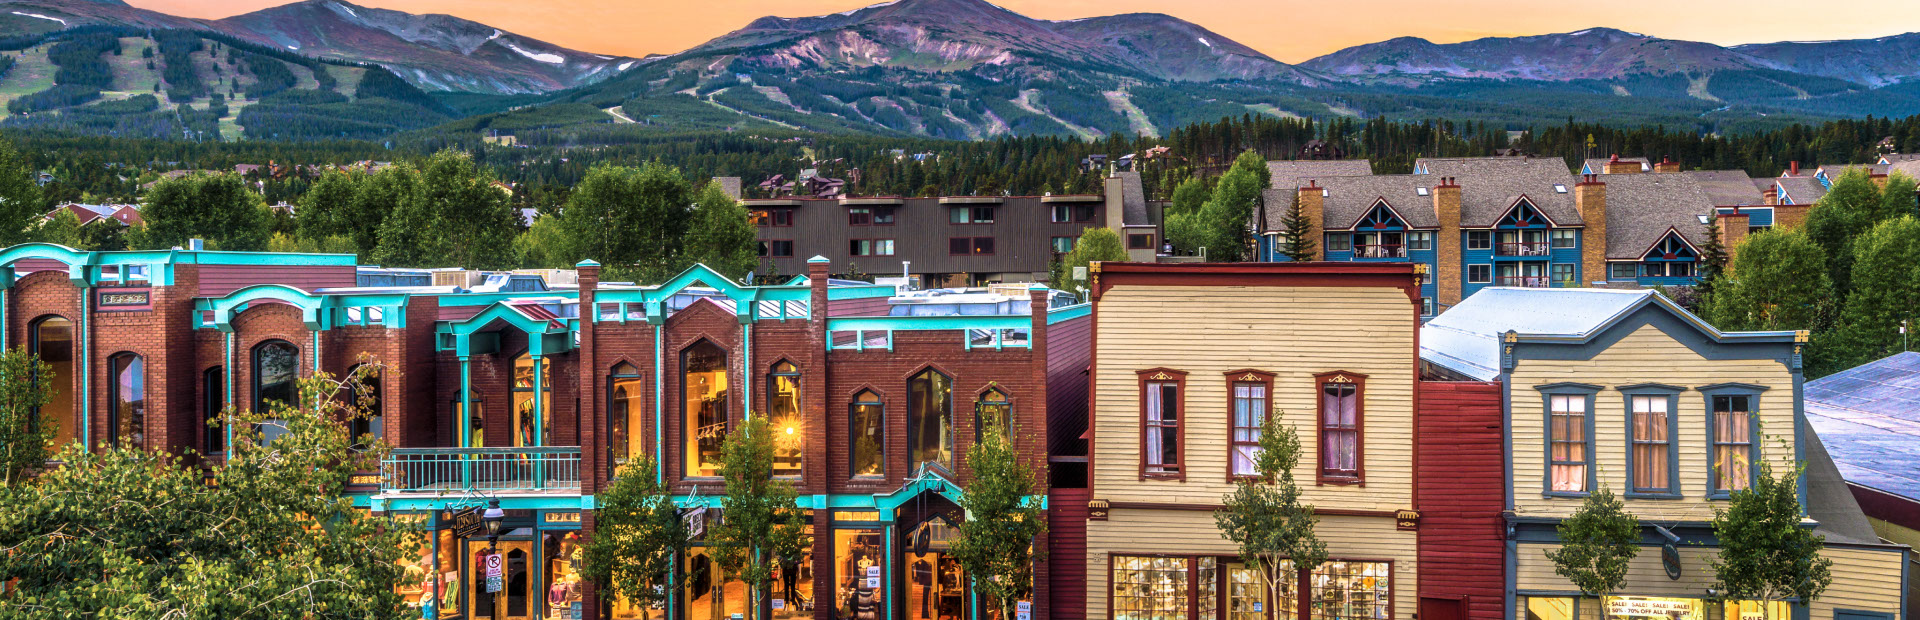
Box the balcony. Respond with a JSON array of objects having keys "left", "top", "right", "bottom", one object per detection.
[
  {"left": 1495, "top": 276, "right": 1574, "bottom": 288},
  {"left": 1495, "top": 242, "right": 1551, "bottom": 257},
  {"left": 1352, "top": 244, "right": 1406, "bottom": 259},
  {"left": 378, "top": 447, "right": 581, "bottom": 495}
]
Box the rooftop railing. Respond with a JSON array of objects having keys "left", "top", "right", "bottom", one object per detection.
[
  {"left": 379, "top": 447, "right": 580, "bottom": 494},
  {"left": 1495, "top": 242, "right": 1551, "bottom": 257}
]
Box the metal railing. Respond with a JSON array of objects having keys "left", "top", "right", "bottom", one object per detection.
[
  {"left": 1495, "top": 276, "right": 1560, "bottom": 288},
  {"left": 380, "top": 447, "right": 581, "bottom": 494},
  {"left": 1352, "top": 244, "right": 1406, "bottom": 258},
  {"left": 1495, "top": 242, "right": 1551, "bottom": 257}
]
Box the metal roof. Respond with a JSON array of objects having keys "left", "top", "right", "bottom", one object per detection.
[
  {"left": 1805, "top": 351, "right": 1920, "bottom": 501},
  {"left": 1419, "top": 287, "right": 1654, "bottom": 380}
]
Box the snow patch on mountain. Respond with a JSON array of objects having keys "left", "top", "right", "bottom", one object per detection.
[
  {"left": 500, "top": 40, "right": 565, "bottom": 64},
  {"left": 840, "top": 1, "right": 899, "bottom": 16},
  {"left": 1197, "top": 37, "right": 1211, "bottom": 48},
  {"left": 333, "top": 2, "right": 356, "bottom": 18},
  {"left": 10, "top": 11, "right": 66, "bottom": 25}
]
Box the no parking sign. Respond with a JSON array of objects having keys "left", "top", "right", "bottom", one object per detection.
[{"left": 484, "top": 553, "right": 503, "bottom": 593}]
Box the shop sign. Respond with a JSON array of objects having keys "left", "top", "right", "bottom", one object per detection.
[
  {"left": 772, "top": 599, "right": 785, "bottom": 610},
  {"left": 865, "top": 565, "right": 881, "bottom": 589},
  {"left": 98, "top": 290, "right": 150, "bottom": 308},
  {"left": 685, "top": 507, "right": 707, "bottom": 538},
  {"left": 450, "top": 507, "right": 484, "bottom": 539},
  {"left": 1608, "top": 597, "right": 1701, "bottom": 620},
  {"left": 484, "top": 553, "right": 503, "bottom": 593},
  {"left": 1016, "top": 601, "right": 1032, "bottom": 620},
  {"left": 1661, "top": 543, "right": 1682, "bottom": 580},
  {"left": 350, "top": 473, "right": 384, "bottom": 485},
  {"left": 1395, "top": 509, "right": 1420, "bottom": 531},
  {"left": 1087, "top": 499, "right": 1109, "bottom": 521},
  {"left": 544, "top": 512, "right": 582, "bottom": 524},
  {"left": 571, "top": 602, "right": 582, "bottom": 620}
]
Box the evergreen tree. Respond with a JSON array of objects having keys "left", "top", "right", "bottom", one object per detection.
[
  {"left": 137, "top": 173, "right": 272, "bottom": 251},
  {"left": 950, "top": 414, "right": 1048, "bottom": 620},
  {"left": 1546, "top": 484, "right": 1640, "bottom": 610},
  {"left": 1696, "top": 215, "right": 1730, "bottom": 305},
  {"left": 1276, "top": 195, "right": 1316, "bottom": 262},
  {"left": 680, "top": 180, "right": 757, "bottom": 281},
  {"left": 1709, "top": 230, "right": 1832, "bottom": 332}
]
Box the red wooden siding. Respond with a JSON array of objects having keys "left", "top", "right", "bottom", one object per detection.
[
  {"left": 1045, "top": 313, "right": 1091, "bottom": 457},
  {"left": 1416, "top": 380, "right": 1506, "bottom": 620},
  {"left": 198, "top": 264, "right": 355, "bottom": 297},
  {"left": 1048, "top": 487, "right": 1090, "bottom": 620}
]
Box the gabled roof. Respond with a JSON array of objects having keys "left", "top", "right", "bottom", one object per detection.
[
  {"left": 1420, "top": 287, "right": 1795, "bottom": 380},
  {"left": 1260, "top": 174, "right": 1437, "bottom": 233},
  {"left": 1889, "top": 159, "right": 1920, "bottom": 180},
  {"left": 1679, "top": 170, "right": 1765, "bottom": 206},
  {"left": 1115, "top": 171, "right": 1149, "bottom": 226},
  {"left": 1601, "top": 173, "right": 1716, "bottom": 260},
  {"left": 1581, "top": 157, "right": 1650, "bottom": 173},
  {"left": 1772, "top": 176, "right": 1827, "bottom": 205},
  {"left": 1805, "top": 351, "right": 1920, "bottom": 501},
  {"left": 1266, "top": 159, "right": 1372, "bottom": 189},
  {"left": 1416, "top": 157, "right": 1581, "bottom": 227}
]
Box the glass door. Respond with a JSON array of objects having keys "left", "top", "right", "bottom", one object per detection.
[
  {"left": 467, "top": 539, "right": 535, "bottom": 620},
  {"left": 902, "top": 521, "right": 965, "bottom": 620}
]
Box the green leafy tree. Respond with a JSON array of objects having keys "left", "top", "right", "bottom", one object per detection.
[
  {"left": 682, "top": 180, "right": 757, "bottom": 281},
  {"left": 1872, "top": 172, "right": 1918, "bottom": 224},
  {"left": 136, "top": 172, "right": 272, "bottom": 251},
  {"left": 1802, "top": 170, "right": 1882, "bottom": 295},
  {"left": 0, "top": 367, "right": 413, "bottom": 619},
  {"left": 1709, "top": 458, "right": 1832, "bottom": 618},
  {"left": 950, "top": 415, "right": 1047, "bottom": 620},
  {"left": 515, "top": 215, "right": 573, "bottom": 269},
  {"left": 353, "top": 165, "right": 417, "bottom": 258},
  {"left": 0, "top": 138, "right": 43, "bottom": 246},
  {"left": 1545, "top": 484, "right": 1640, "bottom": 606},
  {"left": 1194, "top": 151, "right": 1267, "bottom": 261},
  {"left": 582, "top": 455, "right": 688, "bottom": 620},
  {"left": 1164, "top": 177, "right": 1210, "bottom": 255},
  {"left": 709, "top": 417, "right": 808, "bottom": 620},
  {"left": 1052, "top": 227, "right": 1127, "bottom": 297},
  {"left": 1826, "top": 216, "right": 1920, "bottom": 370},
  {"left": 1708, "top": 230, "right": 1832, "bottom": 332},
  {"left": 295, "top": 170, "right": 361, "bottom": 247},
  {"left": 418, "top": 149, "right": 518, "bottom": 270},
  {"left": 558, "top": 162, "right": 694, "bottom": 283},
  {"left": 0, "top": 347, "right": 54, "bottom": 487},
  {"left": 1215, "top": 415, "right": 1327, "bottom": 617},
  {"left": 25, "top": 209, "right": 92, "bottom": 250}
]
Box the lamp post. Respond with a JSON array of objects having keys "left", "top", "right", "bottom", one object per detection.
[{"left": 482, "top": 499, "right": 505, "bottom": 620}]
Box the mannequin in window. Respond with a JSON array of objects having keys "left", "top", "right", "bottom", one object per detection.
[{"left": 912, "top": 556, "right": 934, "bottom": 618}]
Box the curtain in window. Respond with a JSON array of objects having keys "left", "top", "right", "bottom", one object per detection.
[
  {"left": 1632, "top": 396, "right": 1670, "bottom": 491},
  {"left": 1145, "top": 382, "right": 1178, "bottom": 473},
  {"left": 1549, "top": 395, "right": 1586, "bottom": 492},
  {"left": 1321, "top": 384, "right": 1357, "bottom": 474},
  {"left": 1231, "top": 382, "right": 1265, "bottom": 477},
  {"left": 1714, "top": 396, "right": 1753, "bottom": 491}
]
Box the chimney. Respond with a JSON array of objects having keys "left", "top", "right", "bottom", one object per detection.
[
  {"left": 1763, "top": 184, "right": 1779, "bottom": 206},
  {"left": 1434, "top": 176, "right": 1463, "bottom": 306},
  {"left": 1104, "top": 174, "right": 1126, "bottom": 235},
  {"left": 1576, "top": 174, "right": 1608, "bottom": 284},
  {"left": 1297, "top": 180, "right": 1325, "bottom": 261},
  {"left": 808, "top": 256, "right": 831, "bottom": 327},
  {"left": 1717, "top": 208, "right": 1750, "bottom": 272},
  {"left": 1789, "top": 161, "right": 1801, "bottom": 176},
  {"left": 1654, "top": 156, "right": 1681, "bottom": 174},
  {"left": 1604, "top": 154, "right": 1642, "bottom": 175}
]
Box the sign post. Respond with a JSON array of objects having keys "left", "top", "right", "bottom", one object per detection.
[{"left": 485, "top": 553, "right": 503, "bottom": 594}]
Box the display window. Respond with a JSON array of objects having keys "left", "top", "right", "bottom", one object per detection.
[
  {"left": 902, "top": 519, "right": 968, "bottom": 620},
  {"left": 1307, "top": 561, "right": 1390, "bottom": 620},
  {"left": 771, "top": 535, "right": 815, "bottom": 620},
  {"left": 834, "top": 529, "right": 885, "bottom": 620},
  {"left": 544, "top": 531, "right": 585, "bottom": 620},
  {"left": 437, "top": 529, "right": 460, "bottom": 618},
  {"left": 397, "top": 533, "right": 435, "bottom": 613},
  {"left": 1114, "top": 556, "right": 1388, "bottom": 620},
  {"left": 683, "top": 341, "right": 730, "bottom": 478},
  {"left": 1112, "top": 556, "right": 1189, "bottom": 620}
]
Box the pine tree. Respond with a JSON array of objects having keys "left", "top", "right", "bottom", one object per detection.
[
  {"left": 1696, "top": 214, "right": 1730, "bottom": 304},
  {"left": 1276, "top": 196, "right": 1316, "bottom": 262}
]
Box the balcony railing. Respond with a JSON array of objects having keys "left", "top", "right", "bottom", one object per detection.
[
  {"left": 1352, "top": 244, "right": 1406, "bottom": 259},
  {"left": 379, "top": 447, "right": 581, "bottom": 494},
  {"left": 1495, "top": 276, "right": 1574, "bottom": 288},
  {"left": 1495, "top": 242, "right": 1551, "bottom": 257}
]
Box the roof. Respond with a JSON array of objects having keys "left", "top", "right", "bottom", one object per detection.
[
  {"left": 1802, "top": 425, "right": 1885, "bottom": 545},
  {"left": 1879, "top": 153, "right": 1920, "bottom": 164},
  {"left": 1772, "top": 175, "right": 1828, "bottom": 205},
  {"left": 1264, "top": 175, "right": 1440, "bottom": 233},
  {"left": 1805, "top": 351, "right": 1920, "bottom": 500},
  {"left": 1888, "top": 159, "right": 1920, "bottom": 180},
  {"left": 1420, "top": 288, "right": 1655, "bottom": 380},
  {"left": 1581, "top": 157, "right": 1650, "bottom": 173},
  {"left": 1266, "top": 159, "right": 1373, "bottom": 189},
  {"left": 1816, "top": 163, "right": 1890, "bottom": 180},
  {"left": 1679, "top": 170, "right": 1765, "bottom": 207},
  {"left": 1417, "top": 157, "right": 1581, "bottom": 227},
  {"left": 1601, "top": 173, "right": 1716, "bottom": 260},
  {"left": 1116, "top": 171, "right": 1149, "bottom": 225}
]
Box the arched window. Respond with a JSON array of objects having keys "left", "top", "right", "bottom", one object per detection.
[
  {"left": 511, "top": 352, "right": 550, "bottom": 448},
  {"left": 252, "top": 340, "right": 299, "bottom": 443},
  {"left": 453, "top": 389, "right": 485, "bottom": 448},
  {"left": 768, "top": 361, "right": 802, "bottom": 476},
  {"left": 975, "top": 387, "right": 1010, "bottom": 443},
  {"left": 907, "top": 369, "right": 952, "bottom": 472},
  {"left": 608, "top": 362, "right": 642, "bottom": 476},
  {"left": 203, "top": 367, "right": 225, "bottom": 454},
  {"left": 348, "top": 364, "right": 382, "bottom": 450},
  {"left": 107, "top": 353, "right": 144, "bottom": 449},
  {"left": 850, "top": 390, "right": 884, "bottom": 477},
  {"left": 29, "top": 316, "right": 74, "bottom": 448},
  {"left": 681, "top": 340, "right": 729, "bottom": 478}
]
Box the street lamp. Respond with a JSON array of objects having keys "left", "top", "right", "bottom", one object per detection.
[{"left": 483, "top": 499, "right": 505, "bottom": 550}]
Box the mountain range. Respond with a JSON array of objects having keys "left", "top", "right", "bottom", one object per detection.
[{"left": 0, "top": 0, "right": 1918, "bottom": 140}]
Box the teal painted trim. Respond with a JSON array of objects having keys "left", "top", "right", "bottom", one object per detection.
[
  {"left": 459, "top": 358, "right": 472, "bottom": 448},
  {"left": 431, "top": 291, "right": 580, "bottom": 308},
  {"left": 743, "top": 324, "right": 753, "bottom": 421},
  {"left": 447, "top": 303, "right": 567, "bottom": 336},
  {"left": 78, "top": 287, "right": 89, "bottom": 450},
  {"left": 654, "top": 324, "right": 665, "bottom": 485},
  {"left": 311, "top": 331, "right": 320, "bottom": 373},
  {"left": 826, "top": 285, "right": 896, "bottom": 301},
  {"left": 224, "top": 332, "right": 234, "bottom": 451},
  {"left": 1046, "top": 303, "right": 1091, "bottom": 324},
  {"left": 371, "top": 494, "right": 594, "bottom": 512},
  {"left": 827, "top": 315, "right": 1029, "bottom": 332},
  {"left": 447, "top": 303, "right": 574, "bottom": 359},
  {"left": 532, "top": 356, "right": 545, "bottom": 450},
  {"left": 351, "top": 494, "right": 371, "bottom": 508}
]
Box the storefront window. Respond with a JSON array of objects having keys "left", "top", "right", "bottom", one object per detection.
[
  {"left": 545, "top": 531, "right": 584, "bottom": 620},
  {"left": 29, "top": 316, "right": 74, "bottom": 449},
  {"left": 513, "top": 353, "right": 551, "bottom": 448},
  {"left": 609, "top": 363, "right": 644, "bottom": 476},
  {"left": 1227, "top": 561, "right": 1287, "bottom": 620},
  {"left": 1196, "top": 558, "right": 1218, "bottom": 620},
  {"left": 772, "top": 529, "right": 814, "bottom": 620},
  {"left": 834, "top": 529, "right": 885, "bottom": 620},
  {"left": 683, "top": 341, "right": 729, "bottom": 478},
  {"left": 1720, "top": 600, "right": 1789, "bottom": 620},
  {"left": 904, "top": 520, "right": 967, "bottom": 620},
  {"left": 397, "top": 533, "right": 435, "bottom": 614},
  {"left": 1112, "top": 555, "right": 1187, "bottom": 620},
  {"left": 769, "top": 361, "right": 803, "bottom": 476},
  {"left": 437, "top": 529, "right": 460, "bottom": 618},
  {"left": 850, "top": 391, "right": 884, "bottom": 478},
  {"left": 108, "top": 353, "right": 145, "bottom": 448},
  {"left": 687, "top": 548, "right": 747, "bottom": 620},
  {"left": 1308, "top": 561, "right": 1390, "bottom": 620},
  {"left": 1604, "top": 597, "right": 1705, "bottom": 620},
  {"left": 908, "top": 369, "right": 953, "bottom": 472}
]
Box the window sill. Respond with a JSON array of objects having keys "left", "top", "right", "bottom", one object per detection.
[
  {"left": 1706, "top": 491, "right": 1739, "bottom": 500},
  {"left": 1542, "top": 491, "right": 1591, "bottom": 499},
  {"left": 1317, "top": 476, "right": 1363, "bottom": 486},
  {"left": 1140, "top": 472, "right": 1183, "bottom": 481},
  {"left": 1625, "top": 491, "right": 1683, "bottom": 500}
]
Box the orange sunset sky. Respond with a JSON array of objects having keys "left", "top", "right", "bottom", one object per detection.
[{"left": 125, "top": 0, "right": 1920, "bottom": 63}]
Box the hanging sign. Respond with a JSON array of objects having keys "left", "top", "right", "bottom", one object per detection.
[
  {"left": 450, "top": 507, "right": 483, "bottom": 539},
  {"left": 485, "top": 553, "right": 504, "bottom": 593},
  {"left": 1661, "top": 543, "right": 1682, "bottom": 580}
]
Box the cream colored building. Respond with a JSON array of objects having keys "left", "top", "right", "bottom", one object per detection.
[
  {"left": 1423, "top": 287, "right": 1910, "bottom": 620},
  {"left": 1084, "top": 262, "right": 1425, "bottom": 620}
]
